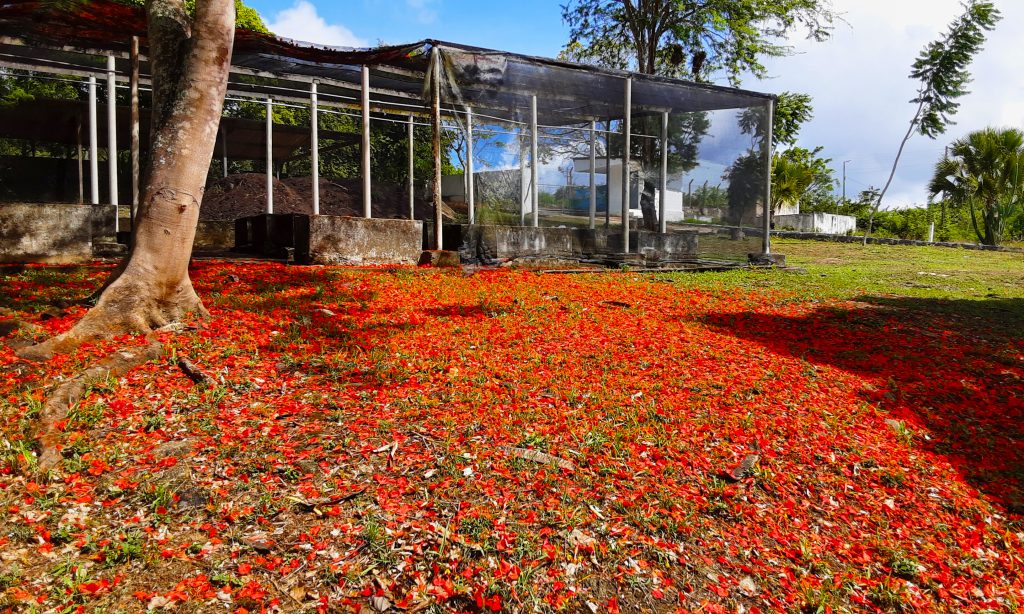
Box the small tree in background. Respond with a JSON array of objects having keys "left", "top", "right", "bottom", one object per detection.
[
  {"left": 929, "top": 127, "right": 1024, "bottom": 246},
  {"left": 863, "top": 0, "right": 1000, "bottom": 244}
]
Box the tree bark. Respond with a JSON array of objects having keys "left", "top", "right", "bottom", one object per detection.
[{"left": 19, "top": 0, "right": 235, "bottom": 360}]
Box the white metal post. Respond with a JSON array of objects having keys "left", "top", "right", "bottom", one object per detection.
[
  {"left": 265, "top": 96, "right": 273, "bottom": 214},
  {"left": 407, "top": 115, "right": 415, "bottom": 220},
  {"left": 361, "top": 65, "right": 371, "bottom": 219},
  {"left": 589, "top": 119, "right": 597, "bottom": 229},
  {"left": 622, "top": 77, "right": 632, "bottom": 254},
  {"left": 88, "top": 75, "right": 99, "bottom": 206},
  {"left": 530, "top": 95, "right": 539, "bottom": 228},
  {"left": 659, "top": 110, "right": 669, "bottom": 234},
  {"left": 466, "top": 107, "right": 475, "bottom": 225},
  {"left": 221, "top": 130, "right": 228, "bottom": 178},
  {"left": 762, "top": 99, "right": 774, "bottom": 255},
  {"left": 310, "top": 80, "right": 320, "bottom": 215},
  {"left": 106, "top": 56, "right": 119, "bottom": 233}
]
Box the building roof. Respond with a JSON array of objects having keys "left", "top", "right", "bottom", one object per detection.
[{"left": 0, "top": 0, "right": 773, "bottom": 126}]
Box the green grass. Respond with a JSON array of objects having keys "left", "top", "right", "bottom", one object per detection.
[{"left": 662, "top": 239, "right": 1024, "bottom": 332}]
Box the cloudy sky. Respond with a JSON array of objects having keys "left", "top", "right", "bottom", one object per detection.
[{"left": 248, "top": 0, "right": 1023, "bottom": 208}]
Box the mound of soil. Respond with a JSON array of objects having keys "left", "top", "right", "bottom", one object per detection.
[{"left": 200, "top": 173, "right": 436, "bottom": 221}]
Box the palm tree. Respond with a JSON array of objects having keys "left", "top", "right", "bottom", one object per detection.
[
  {"left": 929, "top": 128, "right": 1024, "bottom": 246},
  {"left": 770, "top": 153, "right": 816, "bottom": 216}
]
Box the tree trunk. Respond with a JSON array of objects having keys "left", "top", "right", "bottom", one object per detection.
[{"left": 20, "top": 0, "right": 235, "bottom": 360}]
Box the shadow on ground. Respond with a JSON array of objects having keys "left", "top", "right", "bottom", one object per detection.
[{"left": 705, "top": 295, "right": 1024, "bottom": 515}]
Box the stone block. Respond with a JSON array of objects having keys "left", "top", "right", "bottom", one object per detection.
[
  {"left": 304, "top": 216, "right": 423, "bottom": 265},
  {"left": 418, "top": 250, "right": 461, "bottom": 267},
  {"left": 0, "top": 203, "right": 94, "bottom": 263}
]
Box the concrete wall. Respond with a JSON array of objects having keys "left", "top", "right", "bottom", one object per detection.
[
  {"left": 451, "top": 224, "right": 699, "bottom": 262},
  {"left": 305, "top": 216, "right": 422, "bottom": 265},
  {"left": 775, "top": 213, "right": 856, "bottom": 235},
  {"left": 0, "top": 203, "right": 95, "bottom": 263}
]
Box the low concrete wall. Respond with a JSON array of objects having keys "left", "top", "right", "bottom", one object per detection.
[
  {"left": 235, "top": 214, "right": 423, "bottom": 264},
  {"left": 304, "top": 216, "right": 422, "bottom": 265},
  {"left": 775, "top": 213, "right": 856, "bottom": 235},
  {"left": 448, "top": 224, "right": 700, "bottom": 262},
  {"left": 0, "top": 203, "right": 94, "bottom": 263}
]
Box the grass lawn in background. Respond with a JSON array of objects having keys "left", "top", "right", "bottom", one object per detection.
[{"left": 1, "top": 239, "right": 1022, "bottom": 612}]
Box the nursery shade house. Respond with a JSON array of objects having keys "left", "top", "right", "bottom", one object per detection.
[{"left": 0, "top": 0, "right": 774, "bottom": 262}]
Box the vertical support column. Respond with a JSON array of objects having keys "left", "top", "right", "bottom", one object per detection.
[
  {"left": 604, "top": 120, "right": 611, "bottom": 228},
  {"left": 466, "top": 107, "right": 475, "bottom": 225},
  {"left": 621, "top": 77, "right": 632, "bottom": 254},
  {"left": 88, "top": 75, "right": 99, "bottom": 206},
  {"left": 431, "top": 48, "right": 443, "bottom": 250},
  {"left": 76, "top": 120, "right": 84, "bottom": 204},
  {"left": 659, "top": 110, "right": 669, "bottom": 234},
  {"left": 407, "top": 115, "right": 415, "bottom": 220},
  {"left": 519, "top": 136, "right": 528, "bottom": 225},
  {"left": 588, "top": 119, "right": 597, "bottom": 229},
  {"left": 130, "top": 37, "right": 141, "bottom": 225},
  {"left": 530, "top": 95, "right": 539, "bottom": 228},
  {"left": 265, "top": 96, "right": 274, "bottom": 214},
  {"left": 310, "top": 80, "right": 320, "bottom": 215},
  {"left": 106, "top": 56, "right": 119, "bottom": 233},
  {"left": 361, "top": 65, "right": 372, "bottom": 219},
  {"left": 221, "top": 130, "right": 228, "bottom": 178},
  {"left": 762, "top": 99, "right": 774, "bottom": 255}
]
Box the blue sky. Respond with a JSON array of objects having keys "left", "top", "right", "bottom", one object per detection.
[
  {"left": 246, "top": 0, "right": 568, "bottom": 57},
  {"left": 251, "top": 0, "right": 1024, "bottom": 208}
]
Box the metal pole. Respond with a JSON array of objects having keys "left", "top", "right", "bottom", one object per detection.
[
  {"left": 407, "top": 115, "right": 415, "bottom": 220},
  {"left": 622, "top": 77, "right": 632, "bottom": 254},
  {"left": 659, "top": 110, "right": 669, "bottom": 234},
  {"left": 431, "top": 48, "right": 443, "bottom": 250},
  {"left": 519, "top": 136, "right": 528, "bottom": 225},
  {"left": 605, "top": 120, "right": 611, "bottom": 228},
  {"left": 841, "top": 159, "right": 851, "bottom": 214},
  {"left": 106, "top": 56, "right": 118, "bottom": 233},
  {"left": 466, "top": 107, "right": 475, "bottom": 225},
  {"left": 530, "top": 95, "right": 539, "bottom": 228},
  {"left": 311, "top": 80, "right": 320, "bottom": 215},
  {"left": 221, "top": 130, "right": 228, "bottom": 178},
  {"left": 88, "top": 75, "right": 99, "bottom": 206},
  {"left": 76, "top": 120, "right": 83, "bottom": 204},
  {"left": 361, "top": 65, "right": 372, "bottom": 219},
  {"left": 265, "top": 96, "right": 273, "bottom": 214},
  {"left": 762, "top": 99, "right": 774, "bottom": 255},
  {"left": 588, "top": 119, "right": 597, "bottom": 229},
  {"left": 130, "top": 37, "right": 140, "bottom": 224}
]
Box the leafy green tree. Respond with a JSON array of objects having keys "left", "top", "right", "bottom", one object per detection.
[
  {"left": 929, "top": 127, "right": 1024, "bottom": 246},
  {"left": 560, "top": 0, "right": 834, "bottom": 84},
  {"left": 864, "top": 0, "right": 1001, "bottom": 243}
]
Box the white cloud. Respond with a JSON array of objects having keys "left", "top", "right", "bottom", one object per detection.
[
  {"left": 750, "top": 0, "right": 1024, "bottom": 207},
  {"left": 266, "top": 1, "right": 367, "bottom": 48},
  {"left": 405, "top": 0, "right": 439, "bottom": 25}
]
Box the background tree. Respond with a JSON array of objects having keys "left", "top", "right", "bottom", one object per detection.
[
  {"left": 561, "top": 0, "right": 834, "bottom": 84},
  {"left": 561, "top": 1, "right": 832, "bottom": 230},
  {"left": 863, "top": 0, "right": 1000, "bottom": 243},
  {"left": 22, "top": 0, "right": 235, "bottom": 359},
  {"left": 929, "top": 127, "right": 1024, "bottom": 246}
]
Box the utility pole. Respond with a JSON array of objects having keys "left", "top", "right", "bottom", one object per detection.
[{"left": 841, "top": 159, "right": 852, "bottom": 213}]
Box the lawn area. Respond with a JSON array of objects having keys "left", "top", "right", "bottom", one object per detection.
[{"left": 1, "top": 240, "right": 1023, "bottom": 613}]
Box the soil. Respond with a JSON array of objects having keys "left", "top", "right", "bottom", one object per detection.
[{"left": 200, "top": 173, "right": 437, "bottom": 221}]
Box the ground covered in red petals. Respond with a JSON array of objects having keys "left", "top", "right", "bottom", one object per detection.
[{"left": 1, "top": 252, "right": 1023, "bottom": 613}]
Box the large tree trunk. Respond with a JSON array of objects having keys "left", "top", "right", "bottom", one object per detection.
[{"left": 20, "top": 0, "right": 235, "bottom": 360}]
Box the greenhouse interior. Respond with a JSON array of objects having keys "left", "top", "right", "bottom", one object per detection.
[{"left": 0, "top": 0, "right": 775, "bottom": 265}]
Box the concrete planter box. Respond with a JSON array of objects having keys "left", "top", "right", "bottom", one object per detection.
[
  {"left": 235, "top": 214, "right": 422, "bottom": 265},
  {"left": 0, "top": 203, "right": 95, "bottom": 263},
  {"left": 194, "top": 220, "right": 236, "bottom": 250}
]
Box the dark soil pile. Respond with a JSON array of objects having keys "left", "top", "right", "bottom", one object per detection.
[{"left": 200, "top": 173, "right": 435, "bottom": 221}]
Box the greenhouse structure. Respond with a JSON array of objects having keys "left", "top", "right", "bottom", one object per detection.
[{"left": 0, "top": 0, "right": 775, "bottom": 265}]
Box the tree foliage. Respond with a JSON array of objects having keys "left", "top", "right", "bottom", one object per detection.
[
  {"left": 929, "top": 127, "right": 1024, "bottom": 246},
  {"left": 560, "top": 0, "right": 834, "bottom": 83},
  {"left": 864, "top": 0, "right": 1000, "bottom": 241}
]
